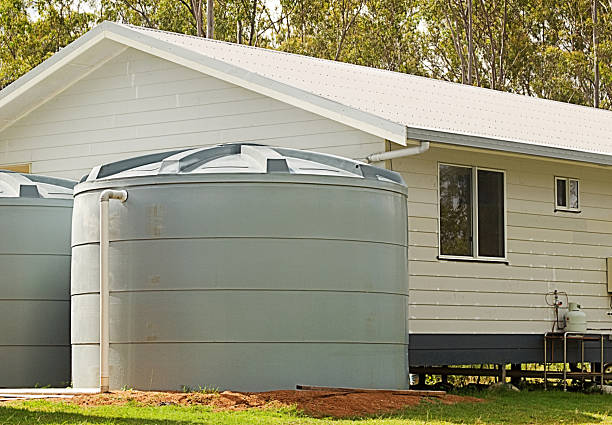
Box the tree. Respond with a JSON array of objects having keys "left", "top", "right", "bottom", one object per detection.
[
  {"left": 346, "top": 0, "right": 424, "bottom": 73},
  {"left": 275, "top": 0, "right": 367, "bottom": 60},
  {"left": 0, "top": 0, "right": 32, "bottom": 88},
  {"left": 100, "top": 0, "right": 196, "bottom": 35},
  {"left": 0, "top": 0, "right": 95, "bottom": 89},
  {"left": 3, "top": 0, "right": 612, "bottom": 111}
]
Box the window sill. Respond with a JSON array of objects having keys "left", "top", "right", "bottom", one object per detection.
[
  {"left": 554, "top": 208, "right": 581, "bottom": 214},
  {"left": 437, "top": 255, "right": 509, "bottom": 265}
]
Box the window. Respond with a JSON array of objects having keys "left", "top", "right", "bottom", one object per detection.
[
  {"left": 555, "top": 177, "right": 579, "bottom": 211},
  {"left": 439, "top": 164, "right": 506, "bottom": 260},
  {"left": 0, "top": 163, "right": 30, "bottom": 173}
]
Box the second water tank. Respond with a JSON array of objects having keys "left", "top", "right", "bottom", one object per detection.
[{"left": 0, "top": 171, "right": 75, "bottom": 387}]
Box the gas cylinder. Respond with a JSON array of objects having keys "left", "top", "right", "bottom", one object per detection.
[{"left": 565, "top": 302, "right": 587, "bottom": 333}]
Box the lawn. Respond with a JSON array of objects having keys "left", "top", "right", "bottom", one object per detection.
[{"left": 1, "top": 390, "right": 612, "bottom": 424}]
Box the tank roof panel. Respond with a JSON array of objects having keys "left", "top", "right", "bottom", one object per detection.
[
  {"left": 83, "top": 144, "right": 405, "bottom": 186},
  {"left": 0, "top": 171, "right": 75, "bottom": 199}
]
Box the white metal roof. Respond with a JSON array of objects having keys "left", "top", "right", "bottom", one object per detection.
[{"left": 2, "top": 21, "right": 612, "bottom": 165}]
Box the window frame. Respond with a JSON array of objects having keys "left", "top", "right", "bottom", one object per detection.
[
  {"left": 437, "top": 163, "right": 508, "bottom": 263},
  {"left": 554, "top": 176, "right": 580, "bottom": 213}
]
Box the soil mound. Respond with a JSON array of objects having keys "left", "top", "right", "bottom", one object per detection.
[{"left": 69, "top": 389, "right": 483, "bottom": 418}]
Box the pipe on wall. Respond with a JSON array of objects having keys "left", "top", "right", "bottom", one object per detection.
[
  {"left": 99, "top": 189, "right": 128, "bottom": 393},
  {"left": 366, "top": 140, "right": 429, "bottom": 387},
  {"left": 366, "top": 141, "right": 430, "bottom": 163}
]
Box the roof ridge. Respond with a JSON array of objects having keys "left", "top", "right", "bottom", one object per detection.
[{"left": 118, "top": 23, "right": 435, "bottom": 81}]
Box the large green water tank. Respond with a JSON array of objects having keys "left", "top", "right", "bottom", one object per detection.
[
  {"left": 71, "top": 144, "right": 409, "bottom": 391},
  {"left": 0, "top": 171, "right": 75, "bottom": 387}
]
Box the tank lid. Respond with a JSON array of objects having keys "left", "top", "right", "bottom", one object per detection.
[
  {"left": 0, "top": 171, "right": 76, "bottom": 199},
  {"left": 82, "top": 144, "right": 405, "bottom": 185}
]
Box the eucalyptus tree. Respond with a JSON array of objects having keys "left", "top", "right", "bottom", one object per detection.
[
  {"left": 0, "top": 0, "right": 94, "bottom": 88},
  {"left": 2, "top": 0, "right": 612, "bottom": 111}
]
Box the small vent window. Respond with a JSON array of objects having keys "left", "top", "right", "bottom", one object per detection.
[
  {"left": 555, "top": 177, "right": 580, "bottom": 212},
  {"left": 0, "top": 163, "right": 31, "bottom": 173}
]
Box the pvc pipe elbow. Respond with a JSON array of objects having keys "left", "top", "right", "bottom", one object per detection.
[
  {"left": 99, "top": 189, "right": 128, "bottom": 203},
  {"left": 366, "top": 141, "right": 430, "bottom": 163}
]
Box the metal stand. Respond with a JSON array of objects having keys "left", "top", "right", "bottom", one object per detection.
[{"left": 544, "top": 332, "right": 605, "bottom": 391}]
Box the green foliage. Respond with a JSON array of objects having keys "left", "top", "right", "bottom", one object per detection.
[
  {"left": 0, "top": 0, "right": 34, "bottom": 88},
  {"left": 197, "top": 385, "right": 220, "bottom": 394},
  {"left": 0, "top": 0, "right": 94, "bottom": 88},
  {"left": 1, "top": 0, "right": 612, "bottom": 109},
  {"left": 180, "top": 384, "right": 220, "bottom": 393},
  {"left": 99, "top": 0, "right": 194, "bottom": 35}
]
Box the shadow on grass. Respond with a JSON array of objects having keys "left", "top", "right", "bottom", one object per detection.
[
  {"left": 0, "top": 404, "right": 196, "bottom": 425},
  {"left": 0, "top": 401, "right": 303, "bottom": 425},
  {"left": 377, "top": 390, "right": 612, "bottom": 424}
]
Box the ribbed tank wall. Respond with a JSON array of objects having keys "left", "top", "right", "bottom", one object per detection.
[
  {"left": 71, "top": 177, "right": 408, "bottom": 391},
  {"left": 0, "top": 199, "right": 72, "bottom": 387}
]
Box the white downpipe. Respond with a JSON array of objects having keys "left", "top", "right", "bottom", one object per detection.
[
  {"left": 366, "top": 141, "right": 430, "bottom": 163},
  {"left": 366, "top": 140, "right": 429, "bottom": 389},
  {"left": 99, "top": 189, "right": 128, "bottom": 393}
]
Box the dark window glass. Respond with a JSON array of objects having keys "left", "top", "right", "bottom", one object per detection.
[
  {"left": 439, "top": 165, "right": 472, "bottom": 256},
  {"left": 477, "top": 170, "right": 505, "bottom": 257},
  {"left": 556, "top": 179, "right": 567, "bottom": 207},
  {"left": 569, "top": 180, "right": 579, "bottom": 209}
]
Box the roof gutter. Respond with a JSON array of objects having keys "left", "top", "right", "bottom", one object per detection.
[
  {"left": 405, "top": 126, "right": 612, "bottom": 167},
  {"left": 366, "top": 141, "right": 430, "bottom": 163}
]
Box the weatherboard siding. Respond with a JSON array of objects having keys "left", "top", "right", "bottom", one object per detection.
[
  {"left": 0, "top": 48, "right": 384, "bottom": 180},
  {"left": 392, "top": 145, "right": 612, "bottom": 335}
]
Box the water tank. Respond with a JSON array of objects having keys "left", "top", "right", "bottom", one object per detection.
[
  {"left": 0, "top": 171, "right": 75, "bottom": 387},
  {"left": 71, "top": 144, "right": 408, "bottom": 391}
]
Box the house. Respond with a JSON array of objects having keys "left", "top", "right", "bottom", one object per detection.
[{"left": 2, "top": 21, "right": 612, "bottom": 370}]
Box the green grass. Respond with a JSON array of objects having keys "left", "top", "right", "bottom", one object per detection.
[{"left": 1, "top": 390, "right": 612, "bottom": 424}]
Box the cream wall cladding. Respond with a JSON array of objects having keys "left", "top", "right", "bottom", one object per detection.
[
  {"left": 0, "top": 48, "right": 384, "bottom": 180},
  {"left": 392, "top": 145, "right": 612, "bottom": 335}
]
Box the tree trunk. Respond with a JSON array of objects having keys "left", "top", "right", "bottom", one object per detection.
[
  {"left": 593, "top": 0, "right": 600, "bottom": 107},
  {"left": 444, "top": 1, "right": 466, "bottom": 83},
  {"left": 248, "top": 0, "right": 257, "bottom": 45},
  {"left": 206, "top": 0, "right": 214, "bottom": 38},
  {"left": 191, "top": 0, "right": 204, "bottom": 37},
  {"left": 498, "top": 0, "right": 507, "bottom": 89},
  {"left": 467, "top": 0, "right": 473, "bottom": 85}
]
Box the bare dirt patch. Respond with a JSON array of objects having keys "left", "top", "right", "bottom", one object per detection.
[{"left": 68, "top": 389, "right": 483, "bottom": 418}]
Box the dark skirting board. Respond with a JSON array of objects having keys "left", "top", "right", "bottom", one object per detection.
[{"left": 409, "top": 334, "right": 612, "bottom": 365}]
